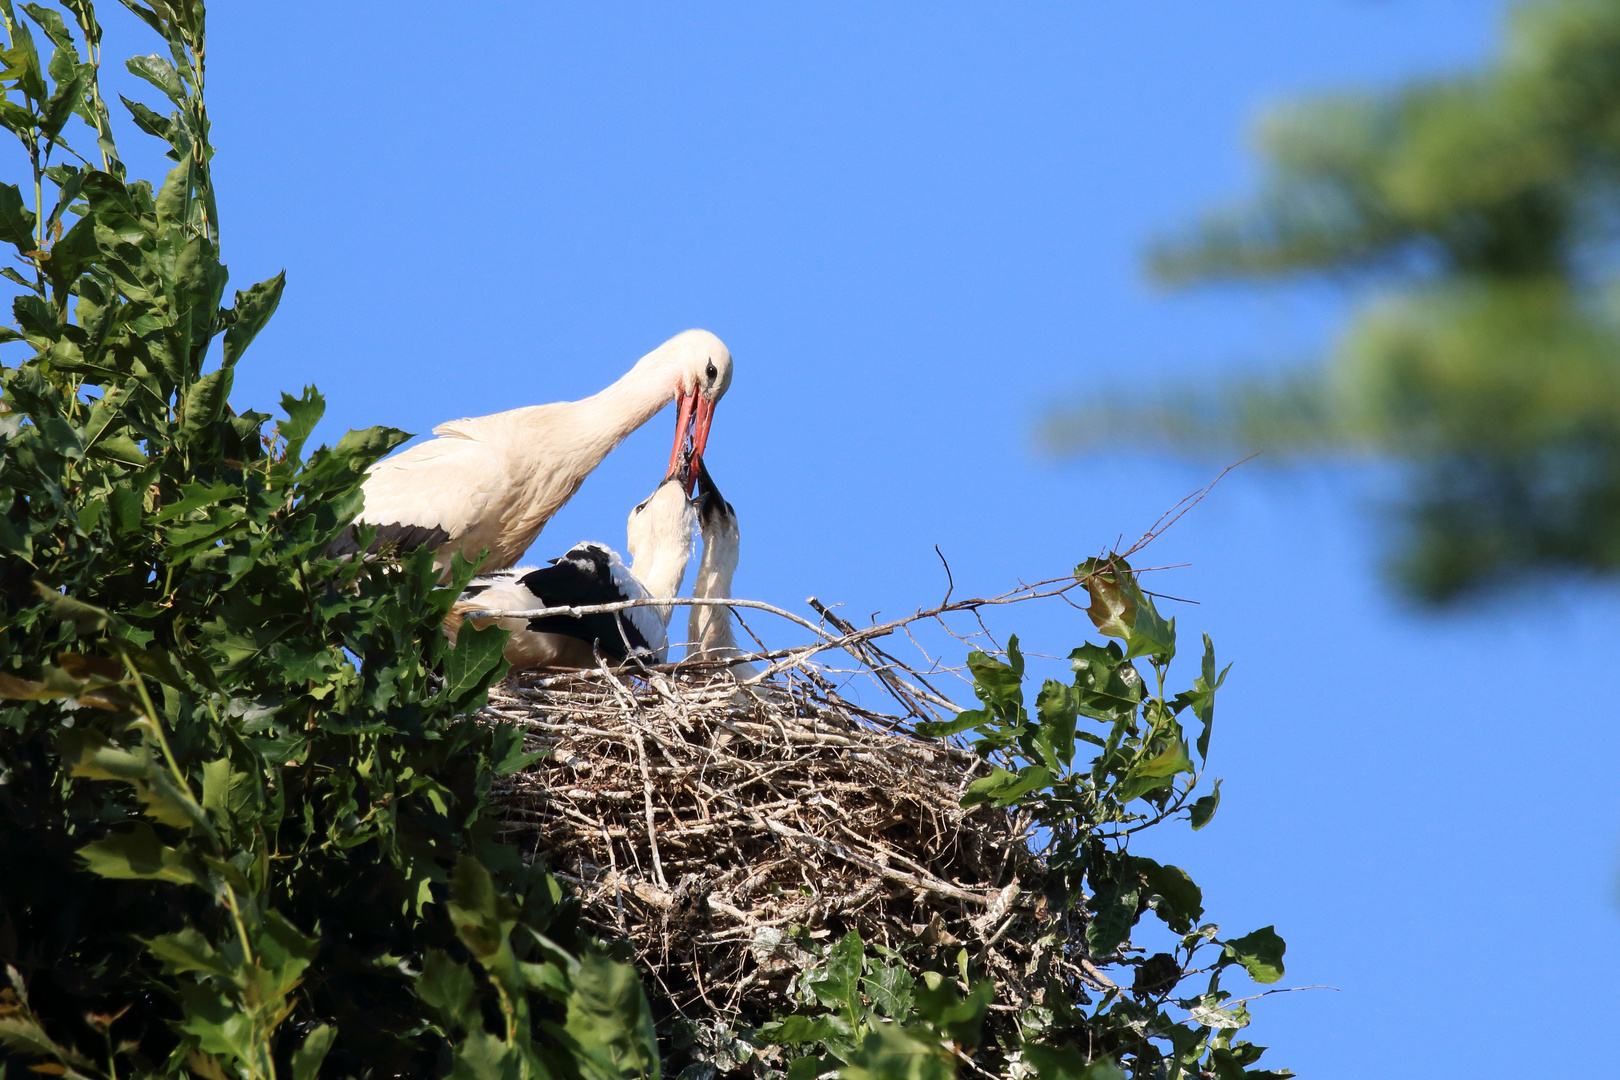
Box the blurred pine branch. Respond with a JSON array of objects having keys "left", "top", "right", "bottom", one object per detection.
[{"left": 1045, "top": 0, "right": 1620, "bottom": 603}]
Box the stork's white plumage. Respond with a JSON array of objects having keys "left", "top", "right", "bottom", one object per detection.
[
  {"left": 445, "top": 472, "right": 697, "bottom": 669},
  {"left": 330, "top": 330, "right": 731, "bottom": 577},
  {"left": 686, "top": 462, "right": 758, "bottom": 678}
]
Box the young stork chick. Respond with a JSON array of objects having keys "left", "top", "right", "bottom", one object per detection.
[
  {"left": 686, "top": 461, "right": 759, "bottom": 679},
  {"left": 446, "top": 468, "right": 697, "bottom": 669}
]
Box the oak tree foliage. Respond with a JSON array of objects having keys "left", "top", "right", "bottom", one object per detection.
[{"left": 0, "top": 3, "right": 654, "bottom": 1078}]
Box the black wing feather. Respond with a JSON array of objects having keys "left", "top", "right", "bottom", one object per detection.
[{"left": 514, "top": 544, "right": 650, "bottom": 661}]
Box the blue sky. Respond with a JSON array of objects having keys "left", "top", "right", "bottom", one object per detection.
[{"left": 36, "top": 1, "right": 1620, "bottom": 1075}]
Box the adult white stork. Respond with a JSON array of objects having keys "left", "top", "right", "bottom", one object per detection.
[
  {"left": 686, "top": 461, "right": 759, "bottom": 678},
  {"left": 330, "top": 329, "right": 731, "bottom": 576},
  {"left": 444, "top": 467, "right": 698, "bottom": 669}
]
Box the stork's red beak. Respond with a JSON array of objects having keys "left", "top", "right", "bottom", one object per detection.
[
  {"left": 689, "top": 395, "right": 716, "bottom": 483},
  {"left": 667, "top": 387, "right": 717, "bottom": 496},
  {"left": 667, "top": 390, "right": 695, "bottom": 482}
]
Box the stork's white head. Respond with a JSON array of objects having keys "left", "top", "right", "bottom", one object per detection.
[
  {"left": 646, "top": 329, "right": 732, "bottom": 495},
  {"left": 656, "top": 329, "right": 733, "bottom": 402},
  {"left": 625, "top": 475, "right": 698, "bottom": 615}
]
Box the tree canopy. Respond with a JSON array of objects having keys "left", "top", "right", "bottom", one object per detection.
[{"left": 1042, "top": 0, "right": 1620, "bottom": 603}]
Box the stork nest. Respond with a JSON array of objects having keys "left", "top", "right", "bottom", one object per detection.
[{"left": 483, "top": 657, "right": 1073, "bottom": 1069}]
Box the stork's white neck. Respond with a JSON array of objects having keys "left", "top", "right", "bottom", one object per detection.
[
  {"left": 486, "top": 350, "right": 684, "bottom": 556},
  {"left": 626, "top": 476, "right": 698, "bottom": 628},
  {"left": 572, "top": 351, "right": 683, "bottom": 460},
  {"left": 630, "top": 529, "right": 693, "bottom": 628},
  {"left": 496, "top": 349, "right": 682, "bottom": 481},
  {"left": 694, "top": 532, "right": 738, "bottom": 602},
  {"left": 689, "top": 516, "right": 742, "bottom": 656},
  {"left": 632, "top": 546, "right": 691, "bottom": 605}
]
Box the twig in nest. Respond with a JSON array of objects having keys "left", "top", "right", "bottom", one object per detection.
[{"left": 632, "top": 728, "right": 667, "bottom": 890}]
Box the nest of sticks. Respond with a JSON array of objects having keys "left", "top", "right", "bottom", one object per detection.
[
  {"left": 486, "top": 657, "right": 1050, "bottom": 1009},
  {"left": 478, "top": 577, "right": 1100, "bottom": 1074},
  {"left": 474, "top": 483, "right": 1236, "bottom": 1075}
]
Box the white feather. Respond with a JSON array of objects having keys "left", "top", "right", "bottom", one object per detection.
[{"left": 356, "top": 330, "right": 731, "bottom": 579}]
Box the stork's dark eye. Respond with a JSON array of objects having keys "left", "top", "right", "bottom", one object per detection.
[
  {"left": 705, "top": 360, "right": 717, "bottom": 382},
  {"left": 633, "top": 501, "right": 647, "bottom": 514}
]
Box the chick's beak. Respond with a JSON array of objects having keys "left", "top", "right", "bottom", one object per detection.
[
  {"left": 669, "top": 444, "right": 696, "bottom": 492},
  {"left": 694, "top": 457, "right": 720, "bottom": 503}
]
